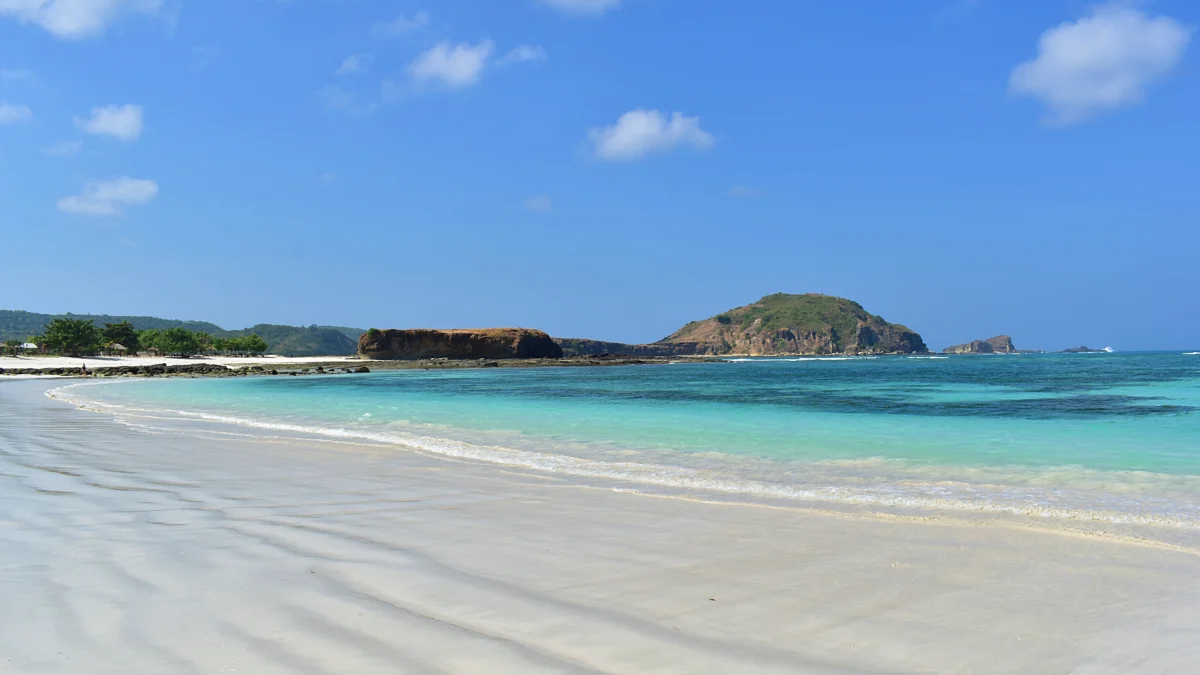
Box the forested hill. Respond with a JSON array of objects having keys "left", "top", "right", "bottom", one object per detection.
[{"left": 0, "top": 310, "right": 362, "bottom": 357}]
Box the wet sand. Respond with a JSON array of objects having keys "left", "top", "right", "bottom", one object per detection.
[{"left": 2, "top": 379, "right": 1198, "bottom": 674}]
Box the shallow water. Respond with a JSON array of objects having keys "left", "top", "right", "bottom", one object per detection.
[{"left": 55, "top": 352, "right": 1200, "bottom": 528}]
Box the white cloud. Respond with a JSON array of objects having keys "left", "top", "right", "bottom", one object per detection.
[
  {"left": 499, "top": 45, "right": 547, "bottom": 66},
  {"left": 525, "top": 194, "right": 553, "bottom": 213},
  {"left": 588, "top": 109, "right": 715, "bottom": 161},
  {"left": 337, "top": 53, "right": 372, "bottom": 75},
  {"left": 0, "top": 101, "right": 32, "bottom": 124},
  {"left": 371, "top": 11, "right": 429, "bottom": 39},
  {"left": 538, "top": 0, "right": 620, "bottom": 16},
  {"left": 318, "top": 85, "right": 376, "bottom": 115},
  {"left": 408, "top": 40, "right": 495, "bottom": 88},
  {"left": 75, "top": 103, "right": 143, "bottom": 141},
  {"left": 0, "top": 0, "right": 163, "bottom": 39},
  {"left": 1, "top": 68, "right": 33, "bottom": 80},
  {"left": 57, "top": 177, "right": 158, "bottom": 217},
  {"left": 45, "top": 140, "right": 83, "bottom": 156},
  {"left": 191, "top": 45, "right": 222, "bottom": 70},
  {"left": 1010, "top": 4, "right": 1192, "bottom": 125},
  {"left": 729, "top": 185, "right": 764, "bottom": 199}
]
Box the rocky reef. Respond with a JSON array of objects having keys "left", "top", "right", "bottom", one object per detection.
[
  {"left": 358, "top": 328, "right": 563, "bottom": 361},
  {"left": 943, "top": 335, "right": 1018, "bottom": 354}
]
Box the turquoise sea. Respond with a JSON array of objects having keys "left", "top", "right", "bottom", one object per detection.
[{"left": 57, "top": 352, "right": 1200, "bottom": 527}]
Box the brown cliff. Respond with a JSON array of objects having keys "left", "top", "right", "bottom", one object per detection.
[{"left": 359, "top": 328, "right": 563, "bottom": 360}]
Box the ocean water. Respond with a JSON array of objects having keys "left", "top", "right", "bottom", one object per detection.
[{"left": 55, "top": 352, "right": 1200, "bottom": 528}]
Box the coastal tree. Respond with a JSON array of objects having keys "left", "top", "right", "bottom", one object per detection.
[
  {"left": 239, "top": 334, "right": 268, "bottom": 354},
  {"left": 137, "top": 329, "right": 161, "bottom": 354},
  {"left": 153, "top": 328, "right": 202, "bottom": 357},
  {"left": 40, "top": 318, "right": 103, "bottom": 356},
  {"left": 102, "top": 322, "right": 140, "bottom": 353},
  {"left": 3, "top": 339, "right": 18, "bottom": 355}
]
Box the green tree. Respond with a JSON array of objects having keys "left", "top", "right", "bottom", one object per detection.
[
  {"left": 3, "top": 339, "right": 19, "bottom": 355},
  {"left": 241, "top": 334, "right": 268, "bottom": 354},
  {"left": 194, "top": 332, "right": 214, "bottom": 354},
  {"left": 156, "top": 328, "right": 201, "bottom": 357},
  {"left": 41, "top": 319, "right": 103, "bottom": 356},
  {"left": 102, "top": 321, "right": 141, "bottom": 353},
  {"left": 138, "top": 329, "right": 162, "bottom": 353}
]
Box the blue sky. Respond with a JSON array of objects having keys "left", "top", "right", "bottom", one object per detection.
[{"left": 0, "top": 0, "right": 1196, "bottom": 350}]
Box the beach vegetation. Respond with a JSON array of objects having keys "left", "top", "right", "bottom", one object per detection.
[
  {"left": 40, "top": 318, "right": 104, "bottom": 356},
  {"left": 102, "top": 322, "right": 141, "bottom": 353},
  {"left": 0, "top": 310, "right": 361, "bottom": 357}
]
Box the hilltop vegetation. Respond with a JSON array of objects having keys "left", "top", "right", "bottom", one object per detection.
[
  {"left": 0, "top": 310, "right": 361, "bottom": 357},
  {"left": 554, "top": 294, "right": 926, "bottom": 357},
  {"left": 659, "top": 293, "right": 927, "bottom": 355},
  {"left": 556, "top": 294, "right": 928, "bottom": 356}
]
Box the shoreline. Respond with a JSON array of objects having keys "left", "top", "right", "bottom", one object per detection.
[
  {"left": 47, "top": 377, "right": 1200, "bottom": 550},
  {"left": 3, "top": 378, "right": 1199, "bottom": 673},
  {"left": 0, "top": 354, "right": 689, "bottom": 378}
]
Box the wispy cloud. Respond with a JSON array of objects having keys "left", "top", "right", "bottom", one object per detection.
[
  {"left": 0, "top": 101, "right": 32, "bottom": 124},
  {"left": 525, "top": 194, "right": 553, "bottom": 213},
  {"left": 499, "top": 45, "right": 547, "bottom": 66},
  {"left": 371, "top": 11, "right": 429, "bottom": 39},
  {"left": 402, "top": 41, "right": 545, "bottom": 91},
  {"left": 191, "top": 45, "right": 222, "bottom": 70},
  {"left": 588, "top": 109, "right": 715, "bottom": 161},
  {"left": 0, "top": 68, "right": 33, "bottom": 80},
  {"left": 729, "top": 185, "right": 764, "bottom": 199},
  {"left": 318, "top": 85, "right": 376, "bottom": 115},
  {"left": 1010, "top": 3, "right": 1193, "bottom": 125},
  {"left": 0, "top": 0, "right": 165, "bottom": 39},
  {"left": 58, "top": 177, "right": 159, "bottom": 217},
  {"left": 538, "top": 0, "right": 620, "bottom": 16},
  {"left": 45, "top": 140, "right": 83, "bottom": 156},
  {"left": 408, "top": 40, "right": 495, "bottom": 89},
  {"left": 75, "top": 104, "right": 144, "bottom": 141},
  {"left": 337, "top": 53, "right": 372, "bottom": 75}
]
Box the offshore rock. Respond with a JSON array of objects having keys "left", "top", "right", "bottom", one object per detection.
[
  {"left": 358, "top": 328, "right": 563, "bottom": 361},
  {"left": 944, "top": 335, "right": 1017, "bottom": 354}
]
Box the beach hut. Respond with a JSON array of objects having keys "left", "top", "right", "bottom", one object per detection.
[
  {"left": 19, "top": 343, "right": 38, "bottom": 353},
  {"left": 105, "top": 343, "right": 129, "bottom": 357}
]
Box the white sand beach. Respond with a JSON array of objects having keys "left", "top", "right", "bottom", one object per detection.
[
  {"left": 0, "top": 354, "right": 358, "bottom": 370},
  {"left": 2, "top": 379, "right": 1199, "bottom": 674}
]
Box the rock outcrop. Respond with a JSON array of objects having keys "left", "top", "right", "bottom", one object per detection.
[
  {"left": 554, "top": 338, "right": 675, "bottom": 357},
  {"left": 943, "top": 335, "right": 1017, "bottom": 354},
  {"left": 358, "top": 328, "right": 563, "bottom": 361}
]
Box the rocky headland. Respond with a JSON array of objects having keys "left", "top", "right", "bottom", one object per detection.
[
  {"left": 558, "top": 293, "right": 928, "bottom": 357},
  {"left": 943, "top": 335, "right": 1019, "bottom": 354},
  {"left": 358, "top": 328, "right": 563, "bottom": 361}
]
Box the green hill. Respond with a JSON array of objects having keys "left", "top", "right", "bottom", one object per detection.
[
  {"left": 0, "top": 310, "right": 362, "bottom": 357},
  {"left": 658, "top": 293, "right": 927, "bottom": 355},
  {"left": 557, "top": 294, "right": 928, "bottom": 357}
]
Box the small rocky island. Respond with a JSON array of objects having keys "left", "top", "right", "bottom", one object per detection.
[
  {"left": 358, "top": 328, "right": 564, "bottom": 360},
  {"left": 943, "top": 335, "right": 1019, "bottom": 354},
  {"left": 557, "top": 293, "right": 929, "bottom": 356}
]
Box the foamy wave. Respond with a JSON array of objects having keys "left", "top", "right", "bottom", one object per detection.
[
  {"left": 727, "top": 356, "right": 877, "bottom": 363},
  {"left": 1186, "top": 352, "right": 1200, "bottom": 356},
  {"left": 47, "top": 382, "right": 1200, "bottom": 530}
]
